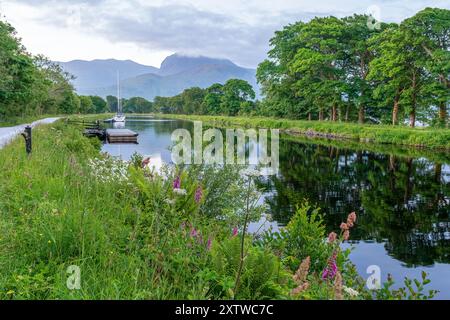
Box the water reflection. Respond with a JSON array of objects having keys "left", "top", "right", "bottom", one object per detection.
[
  {"left": 256, "top": 139, "right": 450, "bottom": 267},
  {"left": 102, "top": 119, "right": 450, "bottom": 298}
]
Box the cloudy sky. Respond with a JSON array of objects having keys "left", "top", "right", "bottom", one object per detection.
[{"left": 1, "top": 0, "right": 448, "bottom": 68}]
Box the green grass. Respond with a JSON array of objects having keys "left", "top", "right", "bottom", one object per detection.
[
  {"left": 153, "top": 114, "right": 450, "bottom": 150},
  {"left": 0, "top": 120, "right": 437, "bottom": 300}
]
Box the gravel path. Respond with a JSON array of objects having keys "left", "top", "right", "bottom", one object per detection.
[{"left": 0, "top": 117, "right": 60, "bottom": 149}]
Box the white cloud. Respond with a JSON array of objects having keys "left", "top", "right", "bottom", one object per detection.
[{"left": 1, "top": 0, "right": 449, "bottom": 68}]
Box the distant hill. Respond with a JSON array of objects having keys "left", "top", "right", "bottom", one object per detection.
[
  {"left": 59, "top": 53, "right": 259, "bottom": 100},
  {"left": 57, "top": 59, "right": 159, "bottom": 91}
]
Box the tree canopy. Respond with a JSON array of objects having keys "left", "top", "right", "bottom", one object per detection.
[{"left": 256, "top": 8, "right": 449, "bottom": 127}]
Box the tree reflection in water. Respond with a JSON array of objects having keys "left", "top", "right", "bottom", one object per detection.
[{"left": 256, "top": 138, "right": 449, "bottom": 267}]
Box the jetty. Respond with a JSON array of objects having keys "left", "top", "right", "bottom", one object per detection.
[
  {"left": 66, "top": 118, "right": 138, "bottom": 143},
  {"left": 106, "top": 129, "right": 138, "bottom": 143}
]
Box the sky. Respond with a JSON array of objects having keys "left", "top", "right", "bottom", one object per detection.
[{"left": 1, "top": 0, "right": 449, "bottom": 68}]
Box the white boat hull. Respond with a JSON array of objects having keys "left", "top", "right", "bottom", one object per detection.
[{"left": 112, "top": 115, "right": 126, "bottom": 122}]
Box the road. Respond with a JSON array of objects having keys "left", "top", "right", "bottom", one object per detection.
[{"left": 0, "top": 117, "right": 60, "bottom": 149}]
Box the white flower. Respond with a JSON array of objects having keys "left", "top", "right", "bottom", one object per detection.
[
  {"left": 241, "top": 168, "right": 261, "bottom": 177},
  {"left": 165, "top": 199, "right": 176, "bottom": 205},
  {"left": 173, "top": 188, "right": 187, "bottom": 196},
  {"left": 343, "top": 286, "right": 359, "bottom": 297}
]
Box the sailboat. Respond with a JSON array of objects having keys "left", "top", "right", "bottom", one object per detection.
[{"left": 112, "top": 71, "right": 126, "bottom": 123}]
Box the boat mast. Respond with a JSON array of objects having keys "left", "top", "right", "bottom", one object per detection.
[{"left": 117, "top": 70, "right": 121, "bottom": 114}]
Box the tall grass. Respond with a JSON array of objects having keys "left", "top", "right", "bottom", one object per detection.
[{"left": 0, "top": 121, "right": 437, "bottom": 300}]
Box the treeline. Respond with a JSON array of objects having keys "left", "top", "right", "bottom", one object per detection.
[
  {"left": 256, "top": 8, "right": 449, "bottom": 127},
  {"left": 152, "top": 79, "right": 255, "bottom": 115},
  {"left": 0, "top": 19, "right": 155, "bottom": 118},
  {"left": 0, "top": 20, "right": 79, "bottom": 118},
  {"left": 150, "top": 8, "right": 449, "bottom": 127}
]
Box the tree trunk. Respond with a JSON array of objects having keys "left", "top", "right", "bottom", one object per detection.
[
  {"left": 358, "top": 105, "right": 364, "bottom": 124},
  {"left": 434, "top": 163, "right": 442, "bottom": 184},
  {"left": 331, "top": 104, "right": 337, "bottom": 121},
  {"left": 345, "top": 105, "right": 349, "bottom": 122},
  {"left": 308, "top": 112, "right": 312, "bottom": 121},
  {"left": 404, "top": 158, "right": 413, "bottom": 204},
  {"left": 409, "top": 110, "right": 416, "bottom": 128},
  {"left": 409, "top": 73, "right": 417, "bottom": 128},
  {"left": 319, "top": 109, "right": 324, "bottom": 121},
  {"left": 392, "top": 96, "right": 399, "bottom": 125},
  {"left": 438, "top": 102, "right": 448, "bottom": 127}
]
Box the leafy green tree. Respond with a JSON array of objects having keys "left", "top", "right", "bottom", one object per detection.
[
  {"left": 403, "top": 8, "right": 450, "bottom": 127},
  {"left": 106, "top": 95, "right": 118, "bottom": 112},
  {"left": 123, "top": 96, "right": 153, "bottom": 113},
  {"left": 90, "top": 96, "right": 108, "bottom": 113},
  {"left": 221, "top": 79, "right": 255, "bottom": 116},
  {"left": 203, "top": 83, "right": 224, "bottom": 114},
  {"left": 79, "top": 95, "right": 94, "bottom": 114},
  {"left": 368, "top": 23, "right": 430, "bottom": 127},
  {"left": 0, "top": 20, "right": 42, "bottom": 117},
  {"left": 341, "top": 15, "right": 388, "bottom": 123},
  {"left": 34, "top": 55, "right": 78, "bottom": 115},
  {"left": 256, "top": 22, "right": 307, "bottom": 118},
  {"left": 180, "top": 87, "right": 205, "bottom": 114}
]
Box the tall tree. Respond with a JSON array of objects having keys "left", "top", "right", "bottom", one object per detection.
[
  {"left": 221, "top": 79, "right": 255, "bottom": 116},
  {"left": 403, "top": 8, "right": 450, "bottom": 127},
  {"left": 79, "top": 96, "right": 94, "bottom": 114},
  {"left": 90, "top": 96, "right": 108, "bottom": 113},
  {"left": 288, "top": 16, "right": 347, "bottom": 121},
  {"left": 203, "top": 83, "right": 224, "bottom": 114},
  {"left": 368, "top": 24, "right": 429, "bottom": 127},
  {"left": 342, "top": 15, "right": 388, "bottom": 123}
]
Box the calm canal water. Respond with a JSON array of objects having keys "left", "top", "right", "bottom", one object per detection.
[{"left": 102, "top": 119, "right": 450, "bottom": 299}]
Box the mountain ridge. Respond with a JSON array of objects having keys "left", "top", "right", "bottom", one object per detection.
[{"left": 58, "top": 53, "right": 259, "bottom": 100}]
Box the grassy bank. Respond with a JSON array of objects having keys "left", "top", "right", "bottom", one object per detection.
[
  {"left": 154, "top": 114, "right": 450, "bottom": 150},
  {"left": 0, "top": 121, "right": 437, "bottom": 299}
]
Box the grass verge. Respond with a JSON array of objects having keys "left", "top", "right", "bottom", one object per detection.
[
  {"left": 0, "top": 120, "right": 437, "bottom": 299},
  {"left": 153, "top": 114, "right": 450, "bottom": 150}
]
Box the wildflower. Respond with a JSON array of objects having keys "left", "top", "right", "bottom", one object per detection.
[
  {"left": 207, "top": 237, "right": 212, "bottom": 250},
  {"left": 343, "top": 230, "right": 350, "bottom": 241},
  {"left": 241, "top": 168, "right": 261, "bottom": 177},
  {"left": 141, "top": 157, "right": 151, "bottom": 168},
  {"left": 290, "top": 282, "right": 310, "bottom": 296},
  {"left": 165, "top": 198, "right": 176, "bottom": 205},
  {"left": 328, "top": 232, "right": 337, "bottom": 243},
  {"left": 195, "top": 185, "right": 203, "bottom": 203},
  {"left": 334, "top": 272, "right": 343, "bottom": 300},
  {"left": 232, "top": 227, "right": 238, "bottom": 237},
  {"left": 190, "top": 228, "right": 198, "bottom": 237},
  {"left": 322, "top": 252, "right": 338, "bottom": 281},
  {"left": 340, "top": 222, "right": 349, "bottom": 231},
  {"left": 173, "top": 188, "right": 187, "bottom": 196},
  {"left": 348, "top": 212, "right": 357, "bottom": 223},
  {"left": 343, "top": 286, "right": 359, "bottom": 297},
  {"left": 173, "top": 175, "right": 181, "bottom": 189},
  {"left": 293, "top": 256, "right": 310, "bottom": 283}
]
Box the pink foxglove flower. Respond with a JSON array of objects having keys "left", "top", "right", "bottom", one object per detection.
[
  {"left": 195, "top": 185, "right": 203, "bottom": 203},
  {"left": 343, "top": 230, "right": 350, "bottom": 241},
  {"left": 322, "top": 252, "right": 338, "bottom": 281},
  {"left": 328, "top": 232, "right": 337, "bottom": 243},
  {"left": 340, "top": 222, "right": 349, "bottom": 231},
  {"left": 232, "top": 227, "right": 238, "bottom": 237},
  {"left": 173, "top": 176, "right": 181, "bottom": 189}
]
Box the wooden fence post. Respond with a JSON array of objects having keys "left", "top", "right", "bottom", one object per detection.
[{"left": 21, "top": 126, "right": 32, "bottom": 155}]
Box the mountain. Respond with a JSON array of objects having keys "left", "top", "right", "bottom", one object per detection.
[
  {"left": 157, "top": 53, "right": 236, "bottom": 76},
  {"left": 57, "top": 59, "right": 159, "bottom": 91},
  {"left": 60, "top": 54, "right": 258, "bottom": 100}
]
